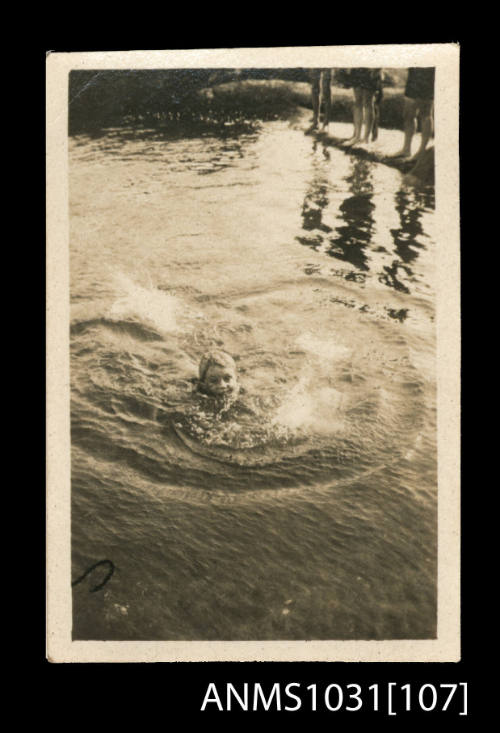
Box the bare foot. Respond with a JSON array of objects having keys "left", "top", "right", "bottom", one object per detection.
[
  {"left": 410, "top": 148, "right": 427, "bottom": 162},
  {"left": 305, "top": 123, "right": 319, "bottom": 135},
  {"left": 342, "top": 136, "right": 360, "bottom": 147},
  {"left": 386, "top": 149, "right": 412, "bottom": 159}
]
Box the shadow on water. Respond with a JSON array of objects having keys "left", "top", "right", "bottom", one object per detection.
[
  {"left": 391, "top": 189, "right": 430, "bottom": 264},
  {"left": 72, "top": 118, "right": 263, "bottom": 144},
  {"left": 378, "top": 188, "right": 435, "bottom": 294},
  {"left": 296, "top": 157, "right": 374, "bottom": 272},
  {"left": 296, "top": 150, "right": 435, "bottom": 302},
  {"left": 329, "top": 159, "right": 375, "bottom": 272}
]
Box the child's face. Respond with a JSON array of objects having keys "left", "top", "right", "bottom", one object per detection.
[{"left": 202, "top": 363, "right": 239, "bottom": 398}]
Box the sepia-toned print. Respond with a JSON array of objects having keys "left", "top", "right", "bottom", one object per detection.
[{"left": 46, "top": 45, "right": 460, "bottom": 662}]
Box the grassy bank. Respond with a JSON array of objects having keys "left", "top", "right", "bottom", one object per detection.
[
  {"left": 203, "top": 80, "right": 406, "bottom": 130},
  {"left": 69, "top": 71, "right": 407, "bottom": 135}
]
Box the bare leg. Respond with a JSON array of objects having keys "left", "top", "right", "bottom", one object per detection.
[
  {"left": 343, "top": 87, "right": 363, "bottom": 146},
  {"left": 321, "top": 70, "right": 332, "bottom": 130},
  {"left": 306, "top": 70, "right": 321, "bottom": 133},
  {"left": 387, "top": 97, "right": 418, "bottom": 158},
  {"left": 413, "top": 99, "right": 433, "bottom": 158},
  {"left": 361, "top": 89, "right": 375, "bottom": 143},
  {"left": 372, "top": 92, "right": 381, "bottom": 141}
]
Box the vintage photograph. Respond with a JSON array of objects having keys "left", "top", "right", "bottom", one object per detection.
[{"left": 46, "top": 46, "right": 460, "bottom": 662}]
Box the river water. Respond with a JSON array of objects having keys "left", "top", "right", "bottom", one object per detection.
[{"left": 70, "top": 117, "right": 437, "bottom": 641}]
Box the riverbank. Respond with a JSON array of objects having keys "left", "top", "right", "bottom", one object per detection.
[
  {"left": 69, "top": 76, "right": 407, "bottom": 133},
  {"left": 294, "top": 109, "right": 434, "bottom": 183},
  {"left": 197, "top": 79, "right": 407, "bottom": 130},
  {"left": 69, "top": 76, "right": 433, "bottom": 185}
]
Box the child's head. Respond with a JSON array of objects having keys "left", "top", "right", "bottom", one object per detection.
[{"left": 198, "top": 350, "right": 239, "bottom": 399}]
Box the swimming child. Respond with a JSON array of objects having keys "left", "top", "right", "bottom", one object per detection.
[
  {"left": 160, "top": 347, "right": 308, "bottom": 456},
  {"left": 197, "top": 350, "right": 240, "bottom": 405},
  {"left": 167, "top": 350, "right": 247, "bottom": 443}
]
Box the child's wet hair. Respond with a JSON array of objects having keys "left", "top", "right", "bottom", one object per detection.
[{"left": 199, "top": 350, "right": 237, "bottom": 382}]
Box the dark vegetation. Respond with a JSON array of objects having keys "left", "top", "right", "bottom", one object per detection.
[{"left": 69, "top": 68, "right": 408, "bottom": 135}]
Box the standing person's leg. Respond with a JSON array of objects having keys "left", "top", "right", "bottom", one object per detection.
[
  {"left": 370, "top": 70, "right": 383, "bottom": 142},
  {"left": 321, "top": 69, "right": 332, "bottom": 129},
  {"left": 388, "top": 67, "right": 434, "bottom": 159},
  {"left": 372, "top": 88, "right": 381, "bottom": 141},
  {"left": 361, "top": 89, "right": 375, "bottom": 143},
  {"left": 414, "top": 99, "right": 433, "bottom": 158},
  {"left": 387, "top": 97, "right": 418, "bottom": 158},
  {"left": 307, "top": 69, "right": 321, "bottom": 133},
  {"left": 343, "top": 87, "right": 363, "bottom": 146}
]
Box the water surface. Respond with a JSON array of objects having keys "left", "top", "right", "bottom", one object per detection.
[{"left": 70, "top": 119, "right": 436, "bottom": 640}]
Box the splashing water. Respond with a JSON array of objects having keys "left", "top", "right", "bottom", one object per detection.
[
  {"left": 109, "top": 273, "right": 186, "bottom": 335},
  {"left": 271, "top": 374, "right": 347, "bottom": 434}
]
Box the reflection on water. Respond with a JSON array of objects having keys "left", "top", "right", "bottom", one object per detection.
[
  {"left": 300, "top": 178, "right": 333, "bottom": 235},
  {"left": 73, "top": 118, "right": 262, "bottom": 144},
  {"left": 391, "top": 190, "right": 429, "bottom": 264},
  {"left": 331, "top": 159, "right": 374, "bottom": 272},
  {"left": 378, "top": 259, "right": 414, "bottom": 294},
  {"left": 296, "top": 144, "right": 434, "bottom": 301}
]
